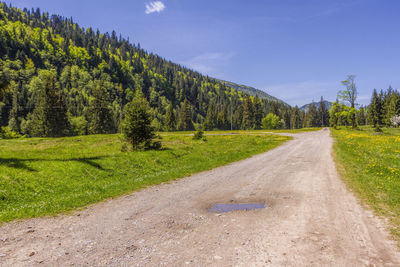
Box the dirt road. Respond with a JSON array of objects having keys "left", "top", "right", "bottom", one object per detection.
[{"left": 1, "top": 129, "right": 399, "bottom": 266}]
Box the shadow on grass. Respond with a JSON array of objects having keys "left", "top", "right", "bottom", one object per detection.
[{"left": 0, "top": 156, "right": 106, "bottom": 172}]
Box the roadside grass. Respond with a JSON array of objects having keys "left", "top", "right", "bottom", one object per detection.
[
  {"left": 0, "top": 132, "right": 291, "bottom": 222},
  {"left": 332, "top": 127, "right": 400, "bottom": 244}
]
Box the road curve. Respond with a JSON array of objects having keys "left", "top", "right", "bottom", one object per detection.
[{"left": 1, "top": 129, "right": 399, "bottom": 266}]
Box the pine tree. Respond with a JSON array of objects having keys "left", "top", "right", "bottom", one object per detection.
[
  {"left": 204, "top": 99, "right": 217, "bottom": 130},
  {"left": 30, "top": 70, "right": 70, "bottom": 137},
  {"left": 164, "top": 103, "right": 176, "bottom": 131},
  {"left": 305, "top": 102, "right": 318, "bottom": 127},
  {"left": 290, "top": 106, "right": 301, "bottom": 129},
  {"left": 177, "top": 98, "right": 194, "bottom": 131},
  {"left": 317, "top": 97, "right": 329, "bottom": 127},
  {"left": 368, "top": 89, "right": 383, "bottom": 127},
  {"left": 87, "top": 80, "right": 115, "bottom": 134},
  {"left": 241, "top": 97, "right": 255, "bottom": 130},
  {"left": 8, "top": 81, "right": 19, "bottom": 132},
  {"left": 253, "top": 96, "right": 263, "bottom": 129},
  {"left": 122, "top": 89, "right": 156, "bottom": 150}
]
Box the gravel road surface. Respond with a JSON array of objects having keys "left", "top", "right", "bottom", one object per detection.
[{"left": 1, "top": 129, "right": 399, "bottom": 266}]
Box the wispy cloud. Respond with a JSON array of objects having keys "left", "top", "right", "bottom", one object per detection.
[
  {"left": 180, "top": 52, "right": 236, "bottom": 78},
  {"left": 145, "top": 1, "right": 165, "bottom": 14},
  {"left": 264, "top": 80, "right": 341, "bottom": 106}
]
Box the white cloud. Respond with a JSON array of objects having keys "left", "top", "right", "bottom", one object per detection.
[{"left": 145, "top": 1, "right": 166, "bottom": 14}]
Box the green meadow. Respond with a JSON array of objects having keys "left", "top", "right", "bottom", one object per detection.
[
  {"left": 0, "top": 131, "right": 291, "bottom": 222},
  {"left": 332, "top": 127, "right": 400, "bottom": 243}
]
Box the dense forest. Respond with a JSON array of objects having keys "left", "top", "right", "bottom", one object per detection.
[{"left": 0, "top": 3, "right": 334, "bottom": 138}]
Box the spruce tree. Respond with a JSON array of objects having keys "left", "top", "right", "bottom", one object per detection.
[
  {"left": 317, "top": 97, "right": 329, "bottom": 127},
  {"left": 305, "top": 102, "right": 318, "bottom": 127},
  {"left": 253, "top": 96, "right": 263, "bottom": 129},
  {"left": 122, "top": 89, "right": 156, "bottom": 150},
  {"left": 241, "top": 97, "right": 255, "bottom": 130},
  {"left": 87, "top": 80, "right": 115, "bottom": 134},
  {"left": 177, "top": 98, "right": 194, "bottom": 131},
  {"left": 31, "top": 70, "right": 70, "bottom": 137},
  {"left": 204, "top": 100, "right": 217, "bottom": 130},
  {"left": 290, "top": 106, "right": 301, "bottom": 129},
  {"left": 368, "top": 89, "right": 383, "bottom": 127},
  {"left": 164, "top": 103, "right": 176, "bottom": 131}
]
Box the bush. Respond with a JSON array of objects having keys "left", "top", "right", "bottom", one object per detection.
[
  {"left": 0, "top": 126, "right": 22, "bottom": 139},
  {"left": 261, "top": 113, "right": 281, "bottom": 129},
  {"left": 193, "top": 128, "right": 204, "bottom": 140},
  {"left": 70, "top": 116, "right": 88, "bottom": 136}
]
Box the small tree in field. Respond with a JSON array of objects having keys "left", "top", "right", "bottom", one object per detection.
[
  {"left": 338, "top": 75, "right": 358, "bottom": 128},
  {"left": 122, "top": 90, "right": 159, "bottom": 150}
]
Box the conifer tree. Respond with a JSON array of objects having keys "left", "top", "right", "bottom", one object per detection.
[
  {"left": 122, "top": 89, "right": 156, "bottom": 150},
  {"left": 177, "top": 98, "right": 194, "bottom": 131},
  {"left": 368, "top": 89, "right": 383, "bottom": 127},
  {"left": 253, "top": 96, "right": 263, "bottom": 129},
  {"left": 30, "top": 70, "right": 70, "bottom": 137},
  {"left": 204, "top": 99, "right": 217, "bottom": 130},
  {"left": 87, "top": 80, "right": 115, "bottom": 134},
  {"left": 164, "top": 103, "right": 176, "bottom": 131},
  {"left": 290, "top": 106, "right": 301, "bottom": 129},
  {"left": 305, "top": 102, "right": 318, "bottom": 127},
  {"left": 241, "top": 97, "right": 255, "bottom": 130},
  {"left": 317, "top": 97, "right": 329, "bottom": 127},
  {"left": 8, "top": 81, "right": 19, "bottom": 132}
]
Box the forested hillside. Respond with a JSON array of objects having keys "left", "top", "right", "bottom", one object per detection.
[
  {"left": 217, "top": 80, "right": 286, "bottom": 104},
  {"left": 0, "top": 3, "right": 325, "bottom": 137}
]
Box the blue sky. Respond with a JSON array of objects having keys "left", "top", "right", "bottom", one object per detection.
[{"left": 5, "top": 0, "right": 400, "bottom": 106}]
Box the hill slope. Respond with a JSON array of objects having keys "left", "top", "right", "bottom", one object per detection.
[
  {"left": 0, "top": 2, "right": 290, "bottom": 136},
  {"left": 300, "top": 100, "right": 332, "bottom": 111},
  {"left": 217, "top": 80, "right": 288, "bottom": 105}
]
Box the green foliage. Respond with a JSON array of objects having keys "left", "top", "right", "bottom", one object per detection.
[
  {"left": 177, "top": 98, "right": 194, "bottom": 131},
  {"left": 0, "top": 132, "right": 290, "bottom": 222},
  {"left": 242, "top": 97, "right": 255, "bottom": 130},
  {"left": 164, "top": 103, "right": 176, "bottom": 131},
  {"left": 192, "top": 127, "right": 205, "bottom": 140},
  {"left": 122, "top": 90, "right": 158, "bottom": 150},
  {"left": 86, "top": 80, "right": 115, "bottom": 134},
  {"left": 70, "top": 115, "right": 88, "bottom": 136},
  {"left": 30, "top": 69, "right": 70, "bottom": 137},
  {"left": 0, "top": 126, "right": 21, "bottom": 139},
  {"left": 261, "top": 113, "right": 281, "bottom": 129},
  {"left": 0, "top": 3, "right": 300, "bottom": 136}
]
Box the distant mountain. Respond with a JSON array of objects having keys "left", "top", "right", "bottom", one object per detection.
[
  {"left": 300, "top": 100, "right": 332, "bottom": 111},
  {"left": 217, "top": 80, "right": 289, "bottom": 106}
]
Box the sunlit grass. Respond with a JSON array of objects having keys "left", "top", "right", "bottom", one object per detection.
[
  {"left": 332, "top": 127, "right": 400, "bottom": 245},
  {"left": 0, "top": 132, "right": 291, "bottom": 222}
]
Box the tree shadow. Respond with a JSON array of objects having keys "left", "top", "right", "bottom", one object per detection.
[{"left": 0, "top": 156, "right": 107, "bottom": 172}]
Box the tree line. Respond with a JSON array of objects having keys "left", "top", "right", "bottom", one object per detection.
[{"left": 329, "top": 75, "right": 400, "bottom": 130}]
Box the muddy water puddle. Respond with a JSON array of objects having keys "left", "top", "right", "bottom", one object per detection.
[{"left": 209, "top": 203, "right": 265, "bottom": 213}]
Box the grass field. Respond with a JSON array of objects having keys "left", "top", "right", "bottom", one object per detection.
[
  {"left": 0, "top": 131, "right": 292, "bottom": 222},
  {"left": 332, "top": 127, "right": 400, "bottom": 243}
]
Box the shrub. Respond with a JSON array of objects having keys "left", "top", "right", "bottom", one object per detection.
[
  {"left": 261, "top": 113, "right": 281, "bottom": 129},
  {"left": 0, "top": 126, "right": 22, "bottom": 139},
  {"left": 193, "top": 128, "right": 204, "bottom": 140}
]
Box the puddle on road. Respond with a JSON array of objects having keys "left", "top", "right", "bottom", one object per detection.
[{"left": 209, "top": 203, "right": 265, "bottom": 213}]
